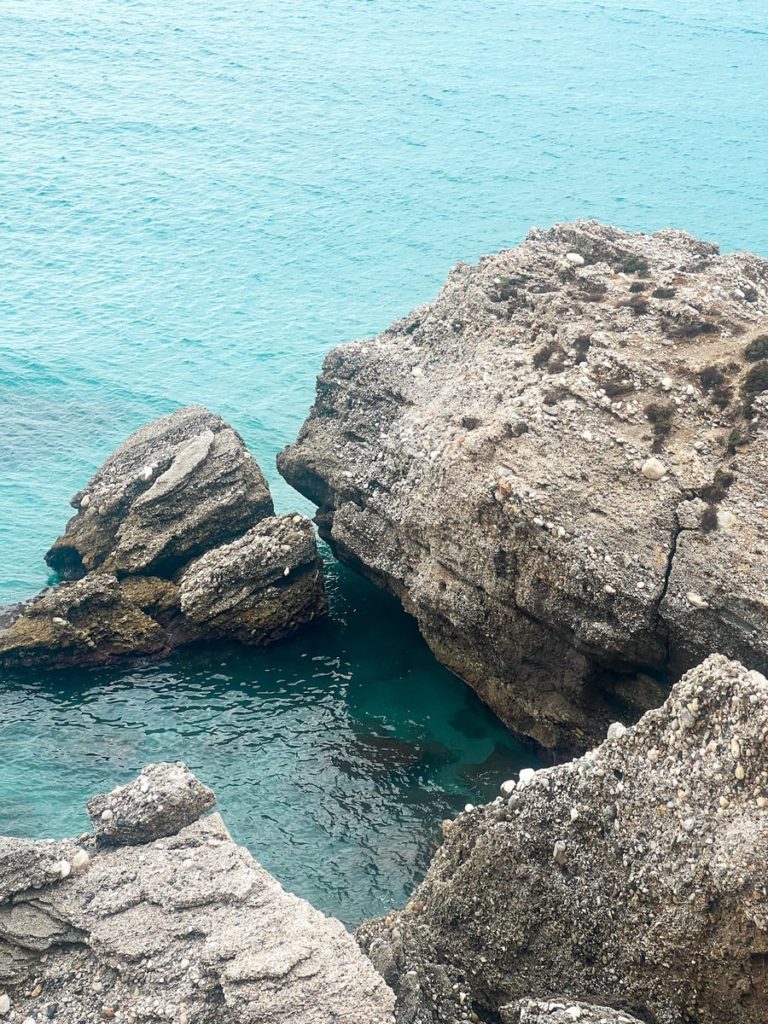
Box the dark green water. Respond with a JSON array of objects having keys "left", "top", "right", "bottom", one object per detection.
[{"left": 0, "top": 553, "right": 534, "bottom": 926}]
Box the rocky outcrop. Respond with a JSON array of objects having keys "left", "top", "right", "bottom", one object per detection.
[
  {"left": 0, "top": 765, "right": 395, "bottom": 1024},
  {"left": 1, "top": 407, "right": 326, "bottom": 669},
  {"left": 45, "top": 406, "right": 274, "bottom": 580},
  {"left": 279, "top": 221, "right": 768, "bottom": 752},
  {"left": 358, "top": 656, "right": 768, "bottom": 1024},
  {"left": 178, "top": 515, "right": 325, "bottom": 645}
]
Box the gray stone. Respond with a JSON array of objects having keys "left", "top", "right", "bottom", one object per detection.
[
  {"left": 179, "top": 514, "right": 327, "bottom": 644},
  {"left": 501, "top": 1000, "right": 643, "bottom": 1024},
  {"left": 46, "top": 405, "right": 274, "bottom": 580},
  {"left": 280, "top": 222, "right": 768, "bottom": 752},
  {"left": 358, "top": 655, "right": 768, "bottom": 1024},
  {"left": 0, "top": 769, "right": 395, "bottom": 1024},
  {"left": 87, "top": 763, "right": 216, "bottom": 845}
]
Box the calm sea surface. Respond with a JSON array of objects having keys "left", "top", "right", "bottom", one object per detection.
[{"left": 1, "top": 0, "right": 766, "bottom": 923}]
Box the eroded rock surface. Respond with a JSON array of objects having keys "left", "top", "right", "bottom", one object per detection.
[
  {"left": 358, "top": 656, "right": 768, "bottom": 1024},
  {"left": 280, "top": 221, "right": 768, "bottom": 752},
  {"left": 179, "top": 515, "right": 326, "bottom": 644},
  {"left": 501, "top": 1000, "right": 643, "bottom": 1024},
  {"left": 87, "top": 763, "right": 216, "bottom": 845},
  {"left": 0, "top": 765, "right": 395, "bottom": 1024},
  {"left": 1, "top": 407, "right": 326, "bottom": 669},
  {"left": 45, "top": 406, "right": 273, "bottom": 580}
]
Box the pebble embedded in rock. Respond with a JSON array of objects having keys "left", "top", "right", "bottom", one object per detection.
[
  {"left": 686, "top": 592, "right": 709, "bottom": 610},
  {"left": 606, "top": 722, "right": 627, "bottom": 741},
  {"left": 641, "top": 458, "right": 667, "bottom": 480}
]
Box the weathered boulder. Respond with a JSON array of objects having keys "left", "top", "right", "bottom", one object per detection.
[
  {"left": 87, "top": 763, "right": 216, "bottom": 845},
  {"left": 179, "top": 514, "right": 327, "bottom": 644},
  {"left": 501, "top": 1000, "right": 643, "bottom": 1024},
  {"left": 279, "top": 221, "right": 768, "bottom": 752},
  {"left": 0, "top": 574, "right": 168, "bottom": 668},
  {"left": 46, "top": 405, "right": 274, "bottom": 580},
  {"left": 0, "top": 766, "right": 395, "bottom": 1024},
  {"left": 358, "top": 655, "right": 768, "bottom": 1024},
  {"left": 1, "top": 407, "right": 327, "bottom": 669}
]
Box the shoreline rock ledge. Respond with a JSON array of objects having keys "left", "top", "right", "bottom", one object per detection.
[
  {"left": 279, "top": 221, "right": 768, "bottom": 753},
  {"left": 358, "top": 655, "right": 768, "bottom": 1024},
  {"left": 0, "top": 406, "right": 327, "bottom": 670},
  {"left": 0, "top": 764, "right": 396, "bottom": 1023}
]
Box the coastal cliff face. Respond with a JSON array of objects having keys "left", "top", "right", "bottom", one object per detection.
[
  {"left": 358, "top": 655, "right": 768, "bottom": 1024},
  {"left": 0, "top": 407, "right": 326, "bottom": 669},
  {"left": 279, "top": 221, "right": 768, "bottom": 753},
  {"left": 0, "top": 765, "right": 396, "bottom": 1024}
]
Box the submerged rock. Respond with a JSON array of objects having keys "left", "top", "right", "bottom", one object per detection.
[
  {"left": 1, "top": 407, "right": 326, "bottom": 669},
  {"left": 280, "top": 221, "right": 768, "bottom": 752},
  {"left": 358, "top": 655, "right": 768, "bottom": 1024},
  {"left": 0, "top": 766, "right": 395, "bottom": 1024}
]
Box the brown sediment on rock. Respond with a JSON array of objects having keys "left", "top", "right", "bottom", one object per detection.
[
  {"left": 279, "top": 221, "right": 768, "bottom": 753},
  {"left": 1, "top": 406, "right": 326, "bottom": 670}
]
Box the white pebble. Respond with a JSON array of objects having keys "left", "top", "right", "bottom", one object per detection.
[
  {"left": 641, "top": 457, "right": 667, "bottom": 480},
  {"left": 140, "top": 464, "right": 154, "bottom": 481},
  {"left": 464, "top": 803, "right": 475, "bottom": 813},
  {"left": 565, "top": 252, "right": 585, "bottom": 266},
  {"left": 51, "top": 859, "right": 71, "bottom": 880},
  {"left": 518, "top": 767, "right": 536, "bottom": 788},
  {"left": 500, "top": 779, "right": 517, "bottom": 796},
  {"left": 0, "top": 993, "right": 11, "bottom": 1015},
  {"left": 79, "top": 493, "right": 91, "bottom": 509},
  {"left": 716, "top": 509, "right": 735, "bottom": 529},
  {"left": 686, "top": 591, "right": 710, "bottom": 610},
  {"left": 71, "top": 849, "right": 91, "bottom": 873},
  {"left": 553, "top": 839, "right": 568, "bottom": 865},
  {"left": 101, "top": 808, "right": 114, "bottom": 822},
  {"left": 607, "top": 722, "right": 627, "bottom": 741}
]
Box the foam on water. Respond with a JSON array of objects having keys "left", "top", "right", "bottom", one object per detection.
[{"left": 1, "top": 0, "right": 766, "bottom": 922}]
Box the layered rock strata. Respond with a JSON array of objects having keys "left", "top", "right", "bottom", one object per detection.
[
  {"left": 0, "top": 764, "right": 396, "bottom": 1024},
  {"left": 358, "top": 655, "right": 768, "bottom": 1024},
  {"left": 280, "top": 221, "right": 768, "bottom": 752},
  {"left": 1, "top": 407, "right": 326, "bottom": 668}
]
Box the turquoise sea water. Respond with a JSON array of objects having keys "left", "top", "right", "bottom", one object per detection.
[{"left": 1, "top": 1, "right": 766, "bottom": 922}]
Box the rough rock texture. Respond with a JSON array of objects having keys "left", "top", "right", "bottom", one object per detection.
[
  {"left": 179, "top": 515, "right": 327, "bottom": 644},
  {"left": 87, "top": 764, "right": 216, "bottom": 845},
  {"left": 45, "top": 406, "right": 274, "bottom": 580},
  {"left": 280, "top": 221, "right": 768, "bottom": 752},
  {"left": 0, "top": 574, "right": 168, "bottom": 668},
  {"left": 501, "top": 1000, "right": 643, "bottom": 1024},
  {"left": 1, "top": 407, "right": 326, "bottom": 669},
  {"left": 358, "top": 655, "right": 768, "bottom": 1024},
  {"left": 0, "top": 766, "right": 395, "bottom": 1024}
]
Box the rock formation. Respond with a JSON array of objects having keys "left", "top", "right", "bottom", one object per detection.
[
  {"left": 358, "top": 655, "right": 768, "bottom": 1024},
  {"left": 1, "top": 407, "right": 326, "bottom": 669},
  {"left": 279, "top": 221, "right": 768, "bottom": 752},
  {"left": 0, "top": 764, "right": 395, "bottom": 1024}
]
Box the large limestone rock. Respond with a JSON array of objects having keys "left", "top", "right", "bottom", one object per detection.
[
  {"left": 1, "top": 407, "right": 326, "bottom": 669},
  {"left": 179, "top": 515, "right": 327, "bottom": 644},
  {"left": 0, "top": 765, "right": 395, "bottom": 1024},
  {"left": 46, "top": 406, "right": 274, "bottom": 579},
  {"left": 280, "top": 221, "right": 768, "bottom": 752},
  {"left": 358, "top": 656, "right": 768, "bottom": 1024}
]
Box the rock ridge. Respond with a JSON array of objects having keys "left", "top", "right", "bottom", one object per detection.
[{"left": 358, "top": 655, "right": 768, "bottom": 1024}]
